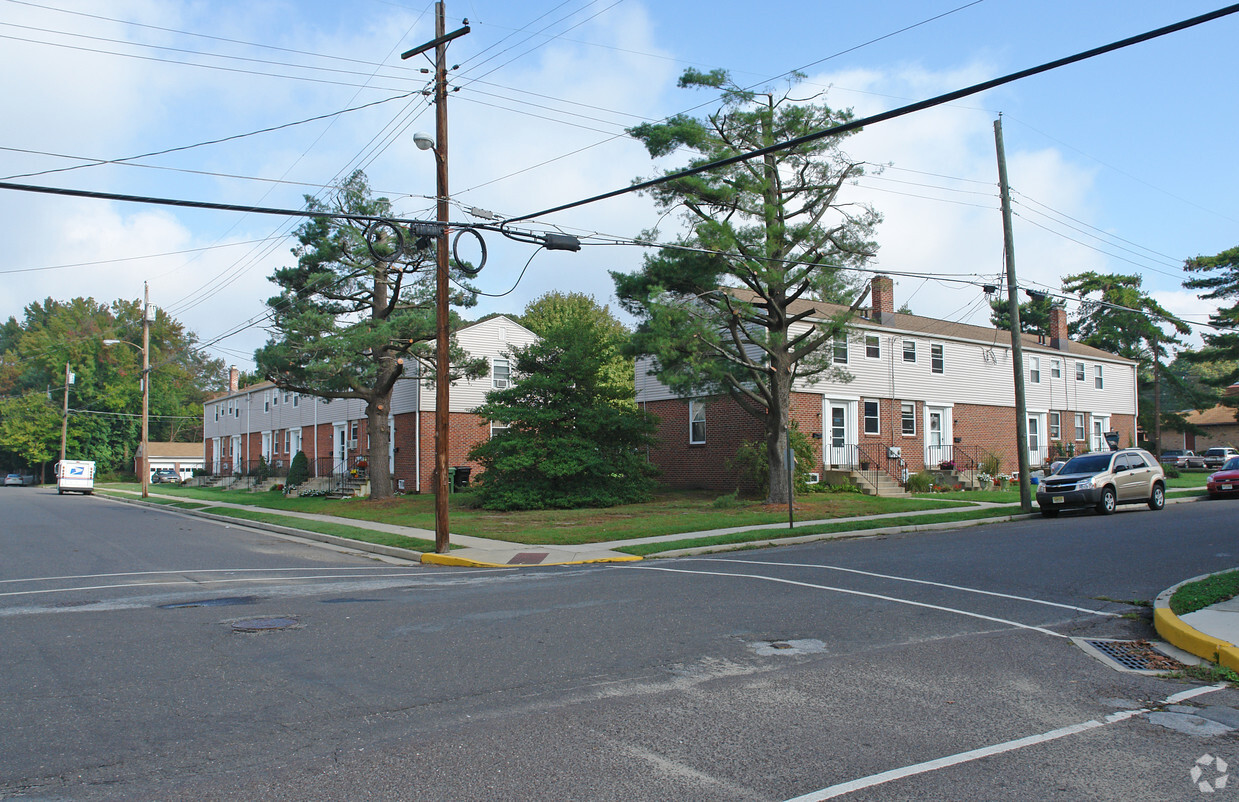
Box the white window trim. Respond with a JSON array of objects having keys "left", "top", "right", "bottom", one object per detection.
[
  {"left": 1074, "top": 412, "right": 1086, "bottom": 441},
  {"left": 492, "top": 357, "right": 511, "bottom": 389},
  {"left": 902, "top": 340, "right": 916, "bottom": 363},
  {"left": 901, "top": 402, "right": 916, "bottom": 437},
  {"left": 930, "top": 343, "right": 945, "bottom": 374},
  {"left": 1029, "top": 356, "right": 1040, "bottom": 383},
  {"left": 1049, "top": 411, "right": 1061, "bottom": 440},
  {"left": 1076, "top": 362, "right": 1086, "bottom": 382},
  {"left": 863, "top": 399, "right": 880, "bottom": 436},
  {"left": 689, "top": 400, "right": 706, "bottom": 445},
  {"left": 833, "top": 337, "right": 848, "bottom": 365},
  {"left": 864, "top": 335, "right": 881, "bottom": 360},
  {"left": 1094, "top": 364, "right": 1104, "bottom": 389},
  {"left": 1051, "top": 359, "right": 1061, "bottom": 379}
]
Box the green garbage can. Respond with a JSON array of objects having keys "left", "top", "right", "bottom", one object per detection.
[{"left": 447, "top": 467, "right": 456, "bottom": 493}]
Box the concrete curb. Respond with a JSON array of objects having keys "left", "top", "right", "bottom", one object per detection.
[
  {"left": 1154, "top": 570, "right": 1239, "bottom": 672},
  {"left": 422, "top": 553, "right": 643, "bottom": 568}
]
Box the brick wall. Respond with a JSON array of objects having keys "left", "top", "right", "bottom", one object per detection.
[{"left": 642, "top": 397, "right": 766, "bottom": 492}]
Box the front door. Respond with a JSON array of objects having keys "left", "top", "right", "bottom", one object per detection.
[
  {"left": 1027, "top": 414, "right": 1043, "bottom": 468},
  {"left": 334, "top": 424, "right": 347, "bottom": 476},
  {"left": 1092, "top": 416, "right": 1109, "bottom": 453},
  {"left": 824, "top": 401, "right": 856, "bottom": 468},
  {"left": 925, "top": 408, "right": 950, "bottom": 467}
]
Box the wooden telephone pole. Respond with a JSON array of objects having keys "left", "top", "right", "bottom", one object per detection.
[{"left": 994, "top": 115, "right": 1033, "bottom": 513}]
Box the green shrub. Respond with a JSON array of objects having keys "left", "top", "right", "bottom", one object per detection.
[
  {"left": 980, "top": 452, "right": 1001, "bottom": 476},
  {"left": 712, "top": 490, "right": 742, "bottom": 508},
  {"left": 286, "top": 451, "right": 309, "bottom": 488},
  {"left": 905, "top": 471, "right": 935, "bottom": 493},
  {"left": 730, "top": 424, "right": 817, "bottom": 496}
]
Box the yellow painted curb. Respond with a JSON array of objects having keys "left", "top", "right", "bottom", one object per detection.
[
  {"left": 421, "top": 553, "right": 642, "bottom": 568},
  {"left": 1154, "top": 573, "right": 1239, "bottom": 673}
]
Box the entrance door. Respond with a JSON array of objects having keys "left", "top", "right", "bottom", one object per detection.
[
  {"left": 334, "top": 424, "right": 347, "bottom": 476},
  {"left": 1027, "top": 414, "right": 1042, "bottom": 468},
  {"left": 925, "top": 409, "right": 947, "bottom": 467},
  {"left": 826, "top": 402, "right": 855, "bottom": 468},
  {"left": 230, "top": 435, "right": 241, "bottom": 475},
  {"left": 1092, "top": 416, "right": 1109, "bottom": 452}
]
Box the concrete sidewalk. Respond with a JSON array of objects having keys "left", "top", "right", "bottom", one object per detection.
[{"left": 1154, "top": 571, "right": 1239, "bottom": 674}]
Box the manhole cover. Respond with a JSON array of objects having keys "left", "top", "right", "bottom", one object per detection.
[
  {"left": 161, "top": 596, "right": 260, "bottom": 609},
  {"left": 231, "top": 616, "right": 299, "bottom": 632},
  {"left": 1076, "top": 638, "right": 1185, "bottom": 674}
]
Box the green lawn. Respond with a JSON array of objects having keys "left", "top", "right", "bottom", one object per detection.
[
  {"left": 205, "top": 507, "right": 441, "bottom": 552},
  {"left": 617, "top": 507, "right": 1023, "bottom": 556},
  {"left": 98, "top": 484, "right": 973, "bottom": 546}
]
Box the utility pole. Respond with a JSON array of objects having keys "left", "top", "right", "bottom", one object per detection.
[
  {"left": 59, "top": 361, "right": 71, "bottom": 465},
  {"left": 994, "top": 115, "right": 1032, "bottom": 513},
  {"left": 402, "top": 2, "right": 469, "bottom": 554},
  {"left": 140, "top": 283, "right": 151, "bottom": 499}
]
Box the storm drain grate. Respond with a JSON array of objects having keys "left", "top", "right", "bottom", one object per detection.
[{"left": 1078, "top": 638, "right": 1186, "bottom": 674}]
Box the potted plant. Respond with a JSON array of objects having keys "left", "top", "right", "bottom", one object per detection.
[{"left": 939, "top": 460, "right": 955, "bottom": 471}]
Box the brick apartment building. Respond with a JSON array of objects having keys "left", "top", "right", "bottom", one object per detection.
[
  {"left": 202, "top": 316, "right": 537, "bottom": 492},
  {"left": 636, "top": 276, "right": 1139, "bottom": 492}
]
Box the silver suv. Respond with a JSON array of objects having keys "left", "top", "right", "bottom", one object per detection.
[
  {"left": 1203, "top": 447, "right": 1239, "bottom": 468},
  {"left": 1036, "top": 448, "right": 1165, "bottom": 517}
]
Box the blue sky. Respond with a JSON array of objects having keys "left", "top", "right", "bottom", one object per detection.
[{"left": 1, "top": 0, "right": 1235, "bottom": 371}]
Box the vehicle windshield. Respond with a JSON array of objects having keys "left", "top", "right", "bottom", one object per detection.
[
  {"left": 1206, "top": 449, "right": 1227, "bottom": 456},
  {"left": 1060, "top": 453, "right": 1113, "bottom": 474},
  {"left": 1223, "top": 457, "right": 1239, "bottom": 472}
]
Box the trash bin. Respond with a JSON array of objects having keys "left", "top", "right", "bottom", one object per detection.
[
  {"left": 453, "top": 465, "right": 472, "bottom": 490},
  {"left": 447, "top": 467, "right": 457, "bottom": 494}
]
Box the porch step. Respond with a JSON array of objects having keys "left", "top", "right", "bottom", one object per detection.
[{"left": 848, "top": 470, "right": 910, "bottom": 498}]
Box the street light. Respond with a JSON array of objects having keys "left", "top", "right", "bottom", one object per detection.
[{"left": 103, "top": 284, "right": 152, "bottom": 499}]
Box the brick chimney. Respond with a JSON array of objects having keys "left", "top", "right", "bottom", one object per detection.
[
  {"left": 871, "top": 275, "right": 895, "bottom": 324},
  {"left": 1049, "top": 304, "right": 1069, "bottom": 351},
  {"left": 229, "top": 365, "right": 239, "bottom": 393}
]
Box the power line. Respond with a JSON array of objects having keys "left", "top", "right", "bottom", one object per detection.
[{"left": 502, "top": 4, "right": 1239, "bottom": 224}]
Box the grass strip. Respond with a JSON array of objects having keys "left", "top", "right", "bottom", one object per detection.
[
  {"left": 167, "top": 501, "right": 209, "bottom": 510},
  {"left": 1169, "top": 570, "right": 1239, "bottom": 616},
  {"left": 616, "top": 507, "right": 1020, "bottom": 556},
  {"left": 205, "top": 507, "right": 441, "bottom": 553}
]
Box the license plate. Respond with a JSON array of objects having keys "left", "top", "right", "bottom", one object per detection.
[
  {"left": 1052, "top": 496, "right": 1064, "bottom": 504},
  {"left": 1222, "top": 484, "right": 1234, "bottom": 491}
]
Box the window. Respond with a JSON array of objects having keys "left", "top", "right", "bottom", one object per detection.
[
  {"left": 264, "top": 392, "right": 270, "bottom": 413},
  {"left": 490, "top": 420, "right": 511, "bottom": 437},
  {"left": 235, "top": 404, "right": 239, "bottom": 418},
  {"left": 901, "top": 403, "right": 916, "bottom": 436},
  {"left": 292, "top": 394, "right": 299, "bottom": 408},
  {"left": 1051, "top": 359, "right": 1061, "bottom": 379},
  {"left": 865, "top": 335, "right": 880, "bottom": 359},
  {"left": 1094, "top": 365, "right": 1104, "bottom": 389},
  {"left": 931, "top": 344, "right": 944, "bottom": 374},
  {"left": 284, "top": 430, "right": 291, "bottom": 453},
  {"left": 283, "top": 392, "right": 290, "bottom": 404},
  {"left": 689, "top": 401, "right": 706, "bottom": 444},
  {"left": 492, "top": 358, "right": 510, "bottom": 389},
  {"left": 903, "top": 340, "right": 916, "bottom": 363},
  {"left": 1075, "top": 413, "right": 1086, "bottom": 441},
  {"left": 214, "top": 406, "right": 219, "bottom": 422},
  {"left": 1050, "top": 412, "right": 1061, "bottom": 440},
  {"left": 1029, "top": 356, "right": 1040, "bottom": 383},
  {"left": 833, "top": 337, "right": 848, "bottom": 365},
  {"left": 1076, "top": 362, "right": 1086, "bottom": 381},
  {"left": 863, "top": 400, "right": 880, "bottom": 435}
]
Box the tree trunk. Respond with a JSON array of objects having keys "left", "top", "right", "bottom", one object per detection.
[
  {"left": 765, "top": 369, "right": 792, "bottom": 506},
  {"left": 367, "top": 389, "right": 393, "bottom": 500}
]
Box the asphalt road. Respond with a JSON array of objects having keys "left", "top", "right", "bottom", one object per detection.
[{"left": 2, "top": 487, "right": 1237, "bottom": 801}]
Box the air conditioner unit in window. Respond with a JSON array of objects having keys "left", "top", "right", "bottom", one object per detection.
[
  {"left": 347, "top": 439, "right": 358, "bottom": 450},
  {"left": 887, "top": 446, "right": 901, "bottom": 458},
  {"left": 806, "top": 472, "right": 820, "bottom": 484}
]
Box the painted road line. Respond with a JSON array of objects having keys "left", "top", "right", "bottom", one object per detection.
[
  {"left": 698, "top": 558, "right": 1122, "bottom": 617},
  {"left": 784, "top": 684, "right": 1228, "bottom": 801},
  {"left": 627, "top": 565, "right": 1069, "bottom": 638},
  {"left": 0, "top": 567, "right": 416, "bottom": 586}
]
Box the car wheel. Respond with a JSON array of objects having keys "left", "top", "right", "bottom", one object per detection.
[
  {"left": 1096, "top": 486, "right": 1117, "bottom": 515},
  {"left": 1040, "top": 507, "right": 1059, "bottom": 518},
  {"left": 1148, "top": 483, "right": 1165, "bottom": 511}
]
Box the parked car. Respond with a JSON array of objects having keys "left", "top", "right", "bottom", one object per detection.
[
  {"left": 1207, "top": 457, "right": 1239, "bottom": 499},
  {"left": 150, "top": 468, "right": 182, "bottom": 484},
  {"left": 1036, "top": 448, "right": 1165, "bottom": 517},
  {"left": 1161, "top": 449, "right": 1207, "bottom": 469},
  {"left": 1203, "top": 447, "right": 1239, "bottom": 468},
  {"left": 4, "top": 473, "right": 24, "bottom": 487}
]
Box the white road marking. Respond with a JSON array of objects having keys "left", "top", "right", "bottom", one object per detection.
[
  {"left": 626, "top": 565, "right": 1069, "bottom": 638},
  {"left": 695, "top": 557, "right": 1122, "bottom": 617},
  {"left": 0, "top": 567, "right": 412, "bottom": 585},
  {"left": 784, "top": 684, "right": 1228, "bottom": 800},
  {"left": 0, "top": 568, "right": 513, "bottom": 599}
]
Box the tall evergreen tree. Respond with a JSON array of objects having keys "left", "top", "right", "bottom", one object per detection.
[
  {"left": 255, "top": 170, "right": 486, "bottom": 500},
  {"left": 614, "top": 69, "right": 880, "bottom": 505},
  {"left": 1183, "top": 245, "right": 1239, "bottom": 399},
  {"left": 468, "top": 311, "right": 658, "bottom": 510}
]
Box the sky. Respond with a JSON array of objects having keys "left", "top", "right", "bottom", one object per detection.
[{"left": 1, "top": 0, "right": 1236, "bottom": 375}]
